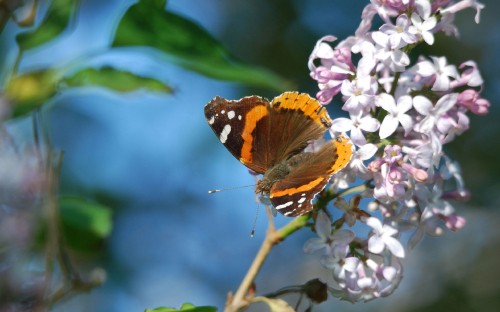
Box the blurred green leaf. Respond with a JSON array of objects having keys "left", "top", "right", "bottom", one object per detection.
[
  {"left": 16, "top": 0, "right": 78, "bottom": 52},
  {"left": 59, "top": 196, "right": 113, "bottom": 251},
  {"left": 62, "top": 66, "right": 173, "bottom": 93},
  {"left": 5, "top": 69, "right": 60, "bottom": 116},
  {"left": 112, "top": 0, "right": 291, "bottom": 91},
  {"left": 145, "top": 303, "right": 217, "bottom": 312},
  {"left": 7, "top": 66, "right": 172, "bottom": 117}
]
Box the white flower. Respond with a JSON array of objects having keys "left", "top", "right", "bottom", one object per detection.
[
  {"left": 413, "top": 93, "right": 458, "bottom": 133},
  {"left": 347, "top": 143, "right": 378, "bottom": 179},
  {"left": 372, "top": 31, "right": 410, "bottom": 72},
  {"left": 303, "top": 210, "right": 333, "bottom": 254},
  {"left": 379, "top": 14, "right": 417, "bottom": 49},
  {"left": 341, "top": 75, "right": 377, "bottom": 114},
  {"left": 366, "top": 217, "right": 405, "bottom": 258},
  {"left": 331, "top": 113, "right": 380, "bottom": 146},
  {"left": 409, "top": 12, "right": 437, "bottom": 45},
  {"left": 415, "top": 56, "right": 459, "bottom": 91},
  {"left": 376, "top": 93, "right": 414, "bottom": 139},
  {"left": 304, "top": 211, "right": 355, "bottom": 255}
]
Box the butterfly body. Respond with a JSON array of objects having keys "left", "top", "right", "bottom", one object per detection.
[{"left": 205, "top": 92, "right": 352, "bottom": 217}]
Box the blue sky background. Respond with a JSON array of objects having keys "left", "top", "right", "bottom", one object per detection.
[{"left": 2, "top": 0, "right": 500, "bottom": 311}]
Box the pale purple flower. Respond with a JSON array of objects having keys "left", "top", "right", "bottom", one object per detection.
[
  {"left": 416, "top": 56, "right": 459, "bottom": 91},
  {"left": 341, "top": 75, "right": 378, "bottom": 114},
  {"left": 309, "top": 36, "right": 355, "bottom": 104},
  {"left": 304, "top": 211, "right": 355, "bottom": 255},
  {"left": 439, "top": 156, "right": 469, "bottom": 201},
  {"left": 402, "top": 134, "right": 443, "bottom": 171},
  {"left": 303, "top": 210, "right": 334, "bottom": 254},
  {"left": 372, "top": 31, "right": 410, "bottom": 72},
  {"left": 334, "top": 196, "right": 369, "bottom": 227},
  {"left": 379, "top": 14, "right": 417, "bottom": 48},
  {"left": 345, "top": 143, "right": 378, "bottom": 180},
  {"left": 304, "top": 0, "right": 487, "bottom": 303},
  {"left": 408, "top": 207, "right": 442, "bottom": 248},
  {"left": 435, "top": 11, "right": 459, "bottom": 36},
  {"left": 331, "top": 113, "right": 380, "bottom": 146},
  {"left": 413, "top": 93, "right": 458, "bottom": 133},
  {"left": 376, "top": 93, "right": 413, "bottom": 139},
  {"left": 436, "top": 107, "right": 470, "bottom": 143},
  {"left": 457, "top": 89, "right": 489, "bottom": 115},
  {"left": 370, "top": 0, "right": 409, "bottom": 21},
  {"left": 409, "top": 12, "right": 437, "bottom": 45},
  {"left": 452, "top": 60, "right": 484, "bottom": 87},
  {"left": 321, "top": 246, "right": 359, "bottom": 281},
  {"left": 374, "top": 162, "right": 407, "bottom": 200},
  {"left": 366, "top": 217, "right": 405, "bottom": 258},
  {"left": 441, "top": 0, "right": 485, "bottom": 23}
]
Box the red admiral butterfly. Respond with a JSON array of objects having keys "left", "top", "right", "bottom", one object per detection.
[{"left": 205, "top": 91, "right": 352, "bottom": 217}]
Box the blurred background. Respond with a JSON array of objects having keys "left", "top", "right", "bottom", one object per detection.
[{"left": 1, "top": 0, "right": 499, "bottom": 311}]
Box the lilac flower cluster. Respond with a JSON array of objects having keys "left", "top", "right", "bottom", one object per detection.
[{"left": 305, "top": 0, "right": 488, "bottom": 302}]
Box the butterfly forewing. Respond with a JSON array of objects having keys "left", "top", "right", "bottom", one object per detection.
[
  {"left": 267, "top": 92, "right": 332, "bottom": 165},
  {"left": 205, "top": 95, "right": 271, "bottom": 174}
]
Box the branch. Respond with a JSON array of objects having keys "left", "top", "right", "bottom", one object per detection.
[{"left": 225, "top": 208, "right": 310, "bottom": 312}]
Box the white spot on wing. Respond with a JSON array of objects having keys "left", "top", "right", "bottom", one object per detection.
[
  {"left": 227, "top": 111, "right": 235, "bottom": 119},
  {"left": 276, "top": 201, "right": 293, "bottom": 210},
  {"left": 219, "top": 124, "right": 231, "bottom": 143},
  {"left": 209, "top": 116, "right": 215, "bottom": 124},
  {"left": 298, "top": 197, "right": 306, "bottom": 204},
  {"left": 238, "top": 115, "right": 242, "bottom": 120},
  {"left": 284, "top": 210, "right": 295, "bottom": 216},
  {"left": 221, "top": 110, "right": 225, "bottom": 114}
]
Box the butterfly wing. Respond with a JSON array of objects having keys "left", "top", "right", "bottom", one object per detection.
[
  {"left": 204, "top": 95, "right": 271, "bottom": 173},
  {"left": 267, "top": 92, "right": 332, "bottom": 165},
  {"left": 205, "top": 92, "right": 332, "bottom": 174},
  {"left": 270, "top": 135, "right": 353, "bottom": 216}
]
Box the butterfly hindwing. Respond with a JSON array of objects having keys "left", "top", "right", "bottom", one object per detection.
[{"left": 269, "top": 136, "right": 353, "bottom": 216}]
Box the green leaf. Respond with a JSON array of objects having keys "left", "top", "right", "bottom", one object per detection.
[
  {"left": 62, "top": 66, "right": 173, "bottom": 93},
  {"left": 145, "top": 303, "right": 217, "bottom": 312},
  {"left": 112, "top": 0, "right": 291, "bottom": 91},
  {"left": 5, "top": 69, "right": 61, "bottom": 116},
  {"left": 16, "top": 0, "right": 78, "bottom": 52},
  {"left": 7, "top": 65, "right": 172, "bottom": 117},
  {"left": 59, "top": 196, "right": 113, "bottom": 251}
]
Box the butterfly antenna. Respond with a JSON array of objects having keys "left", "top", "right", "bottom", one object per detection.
[
  {"left": 208, "top": 184, "right": 254, "bottom": 194},
  {"left": 250, "top": 201, "right": 260, "bottom": 237}
]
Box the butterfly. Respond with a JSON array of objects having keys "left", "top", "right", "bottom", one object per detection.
[{"left": 204, "top": 91, "right": 353, "bottom": 217}]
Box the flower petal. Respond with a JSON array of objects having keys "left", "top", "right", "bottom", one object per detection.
[
  {"left": 383, "top": 236, "right": 405, "bottom": 258},
  {"left": 379, "top": 115, "right": 398, "bottom": 139}
]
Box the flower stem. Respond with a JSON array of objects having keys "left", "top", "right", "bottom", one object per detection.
[{"left": 225, "top": 209, "right": 310, "bottom": 312}]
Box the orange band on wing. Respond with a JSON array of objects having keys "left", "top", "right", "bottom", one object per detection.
[
  {"left": 328, "top": 135, "right": 353, "bottom": 174},
  {"left": 271, "top": 92, "right": 332, "bottom": 128},
  {"left": 270, "top": 177, "right": 324, "bottom": 198},
  {"left": 240, "top": 105, "right": 268, "bottom": 163}
]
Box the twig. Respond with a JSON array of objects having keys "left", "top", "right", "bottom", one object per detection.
[{"left": 225, "top": 208, "right": 310, "bottom": 312}]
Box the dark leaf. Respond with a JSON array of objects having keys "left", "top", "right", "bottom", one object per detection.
[
  {"left": 112, "top": 0, "right": 291, "bottom": 91},
  {"left": 16, "top": 0, "right": 78, "bottom": 52},
  {"left": 59, "top": 196, "right": 113, "bottom": 251}
]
